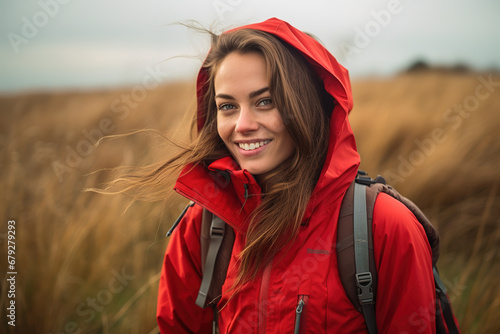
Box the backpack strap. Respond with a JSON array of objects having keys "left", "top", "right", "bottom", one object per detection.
[
  {"left": 196, "top": 212, "right": 225, "bottom": 308},
  {"left": 197, "top": 209, "right": 235, "bottom": 309},
  {"left": 434, "top": 268, "right": 461, "bottom": 334},
  {"left": 353, "top": 182, "right": 378, "bottom": 334},
  {"left": 337, "top": 180, "right": 378, "bottom": 316}
]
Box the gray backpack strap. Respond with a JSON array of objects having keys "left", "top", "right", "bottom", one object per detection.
[
  {"left": 353, "top": 182, "right": 377, "bottom": 334},
  {"left": 337, "top": 181, "right": 378, "bottom": 315},
  {"left": 197, "top": 209, "right": 235, "bottom": 310},
  {"left": 196, "top": 213, "right": 226, "bottom": 308}
]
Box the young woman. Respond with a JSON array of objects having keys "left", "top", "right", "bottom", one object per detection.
[{"left": 156, "top": 18, "right": 436, "bottom": 333}]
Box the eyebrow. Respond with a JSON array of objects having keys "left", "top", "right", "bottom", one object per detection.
[{"left": 214, "top": 87, "right": 269, "bottom": 100}]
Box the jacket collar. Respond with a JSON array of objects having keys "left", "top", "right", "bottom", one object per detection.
[{"left": 175, "top": 157, "right": 261, "bottom": 232}]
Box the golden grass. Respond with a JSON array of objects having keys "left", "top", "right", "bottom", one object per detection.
[
  {"left": 0, "top": 70, "right": 499, "bottom": 333},
  {"left": 0, "top": 83, "right": 195, "bottom": 333},
  {"left": 351, "top": 70, "right": 500, "bottom": 333}
]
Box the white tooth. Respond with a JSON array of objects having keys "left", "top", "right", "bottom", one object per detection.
[{"left": 239, "top": 141, "right": 271, "bottom": 151}]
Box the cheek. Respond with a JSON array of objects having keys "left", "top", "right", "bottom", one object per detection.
[
  {"left": 216, "top": 116, "right": 231, "bottom": 143},
  {"left": 270, "top": 114, "right": 296, "bottom": 152},
  {"left": 268, "top": 113, "right": 288, "bottom": 134}
]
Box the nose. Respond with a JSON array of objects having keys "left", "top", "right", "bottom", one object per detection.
[{"left": 235, "top": 107, "right": 259, "bottom": 133}]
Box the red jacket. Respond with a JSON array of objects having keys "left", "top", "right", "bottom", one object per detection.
[{"left": 157, "top": 18, "right": 435, "bottom": 334}]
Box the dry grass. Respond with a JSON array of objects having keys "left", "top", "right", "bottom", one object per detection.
[
  {"left": 0, "top": 70, "right": 499, "bottom": 333},
  {"left": 0, "top": 83, "right": 196, "bottom": 333},
  {"left": 351, "top": 70, "right": 500, "bottom": 332}
]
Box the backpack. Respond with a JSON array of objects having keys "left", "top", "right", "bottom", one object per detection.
[{"left": 169, "top": 171, "right": 460, "bottom": 333}]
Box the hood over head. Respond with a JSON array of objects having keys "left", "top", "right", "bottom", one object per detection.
[{"left": 194, "top": 18, "right": 360, "bottom": 217}]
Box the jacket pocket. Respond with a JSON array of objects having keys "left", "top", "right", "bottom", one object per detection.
[{"left": 293, "top": 295, "right": 309, "bottom": 334}]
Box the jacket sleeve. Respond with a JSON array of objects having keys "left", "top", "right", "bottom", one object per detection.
[
  {"left": 372, "top": 193, "right": 436, "bottom": 334},
  {"left": 157, "top": 204, "right": 213, "bottom": 334}
]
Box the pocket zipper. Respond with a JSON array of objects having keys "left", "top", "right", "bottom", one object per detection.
[{"left": 294, "top": 297, "right": 306, "bottom": 334}]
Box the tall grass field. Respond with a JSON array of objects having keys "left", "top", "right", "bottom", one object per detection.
[{"left": 1, "top": 69, "right": 499, "bottom": 333}]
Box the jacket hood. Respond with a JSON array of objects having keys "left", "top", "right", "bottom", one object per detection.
[{"left": 179, "top": 17, "right": 359, "bottom": 226}]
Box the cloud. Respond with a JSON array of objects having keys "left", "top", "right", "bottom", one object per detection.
[{"left": 1, "top": 0, "right": 499, "bottom": 92}]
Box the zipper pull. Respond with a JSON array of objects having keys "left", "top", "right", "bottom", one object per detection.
[
  {"left": 296, "top": 299, "right": 305, "bottom": 313},
  {"left": 240, "top": 184, "right": 249, "bottom": 213},
  {"left": 244, "top": 183, "right": 249, "bottom": 200},
  {"left": 166, "top": 201, "right": 194, "bottom": 236},
  {"left": 294, "top": 298, "right": 306, "bottom": 334}
]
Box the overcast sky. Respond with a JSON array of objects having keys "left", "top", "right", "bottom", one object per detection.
[{"left": 1, "top": 0, "right": 499, "bottom": 93}]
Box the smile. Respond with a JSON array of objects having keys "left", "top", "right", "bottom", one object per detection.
[{"left": 238, "top": 140, "right": 271, "bottom": 151}]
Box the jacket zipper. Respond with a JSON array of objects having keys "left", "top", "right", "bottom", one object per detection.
[{"left": 294, "top": 295, "right": 307, "bottom": 334}]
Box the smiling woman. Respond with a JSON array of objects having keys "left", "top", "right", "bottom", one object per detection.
[
  {"left": 214, "top": 52, "right": 296, "bottom": 180},
  {"left": 106, "top": 17, "right": 449, "bottom": 334}
]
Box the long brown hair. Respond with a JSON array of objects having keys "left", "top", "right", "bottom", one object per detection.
[
  {"left": 200, "top": 29, "right": 332, "bottom": 286},
  {"left": 104, "top": 28, "right": 333, "bottom": 286}
]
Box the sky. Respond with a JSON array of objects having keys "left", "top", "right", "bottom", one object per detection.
[{"left": 0, "top": 0, "right": 499, "bottom": 93}]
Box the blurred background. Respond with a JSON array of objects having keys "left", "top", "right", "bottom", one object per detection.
[
  {"left": 1, "top": 0, "right": 499, "bottom": 333},
  {"left": 1, "top": 0, "right": 499, "bottom": 92}
]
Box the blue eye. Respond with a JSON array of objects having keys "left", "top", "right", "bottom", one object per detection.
[
  {"left": 218, "top": 104, "right": 235, "bottom": 111},
  {"left": 258, "top": 98, "right": 273, "bottom": 107}
]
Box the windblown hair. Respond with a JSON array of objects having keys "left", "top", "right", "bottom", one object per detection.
[
  {"left": 200, "top": 29, "right": 333, "bottom": 287},
  {"left": 105, "top": 28, "right": 333, "bottom": 287}
]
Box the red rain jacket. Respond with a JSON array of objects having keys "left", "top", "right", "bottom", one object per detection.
[{"left": 157, "top": 18, "right": 435, "bottom": 334}]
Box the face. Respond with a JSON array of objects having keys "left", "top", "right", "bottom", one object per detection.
[{"left": 214, "top": 52, "right": 296, "bottom": 180}]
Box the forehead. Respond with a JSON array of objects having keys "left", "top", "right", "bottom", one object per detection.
[{"left": 214, "top": 52, "right": 268, "bottom": 94}]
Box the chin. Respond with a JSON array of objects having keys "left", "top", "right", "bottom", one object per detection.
[
  {"left": 240, "top": 165, "right": 268, "bottom": 176},
  {"left": 244, "top": 168, "right": 266, "bottom": 176}
]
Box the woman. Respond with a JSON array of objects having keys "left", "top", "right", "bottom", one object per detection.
[{"left": 156, "top": 18, "right": 435, "bottom": 333}]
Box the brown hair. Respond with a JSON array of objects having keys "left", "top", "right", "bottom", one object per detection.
[
  {"left": 200, "top": 29, "right": 332, "bottom": 287},
  {"left": 104, "top": 28, "right": 333, "bottom": 287}
]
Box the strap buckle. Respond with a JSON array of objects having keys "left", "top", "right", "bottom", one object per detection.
[
  {"left": 355, "top": 170, "right": 387, "bottom": 186},
  {"left": 210, "top": 222, "right": 225, "bottom": 237},
  {"left": 356, "top": 272, "right": 374, "bottom": 304}
]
